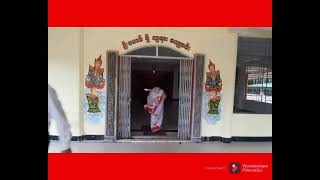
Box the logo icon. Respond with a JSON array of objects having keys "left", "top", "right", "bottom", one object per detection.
[{"left": 229, "top": 162, "right": 241, "bottom": 174}]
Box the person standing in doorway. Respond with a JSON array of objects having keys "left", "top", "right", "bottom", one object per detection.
[
  {"left": 48, "top": 84, "right": 72, "bottom": 153},
  {"left": 144, "top": 85, "right": 167, "bottom": 133}
]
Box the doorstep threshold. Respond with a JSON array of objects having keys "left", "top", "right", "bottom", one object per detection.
[
  {"left": 131, "top": 135, "right": 177, "bottom": 139},
  {"left": 116, "top": 139, "right": 191, "bottom": 143}
]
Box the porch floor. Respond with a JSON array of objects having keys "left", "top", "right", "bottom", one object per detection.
[{"left": 48, "top": 141, "right": 272, "bottom": 153}]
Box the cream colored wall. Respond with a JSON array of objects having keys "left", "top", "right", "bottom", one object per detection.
[
  {"left": 48, "top": 27, "right": 272, "bottom": 138},
  {"left": 232, "top": 114, "right": 272, "bottom": 136},
  {"left": 48, "top": 28, "right": 83, "bottom": 136},
  {"left": 83, "top": 28, "right": 238, "bottom": 137}
]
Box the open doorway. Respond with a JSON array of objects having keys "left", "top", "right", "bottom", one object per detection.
[
  {"left": 111, "top": 46, "right": 200, "bottom": 141},
  {"left": 130, "top": 57, "right": 180, "bottom": 139}
]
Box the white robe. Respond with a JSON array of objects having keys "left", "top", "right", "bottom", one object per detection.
[
  {"left": 48, "top": 85, "right": 72, "bottom": 150},
  {"left": 146, "top": 87, "right": 166, "bottom": 132}
]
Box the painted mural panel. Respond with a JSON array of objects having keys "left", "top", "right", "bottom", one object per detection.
[
  {"left": 203, "top": 60, "right": 222, "bottom": 124},
  {"left": 84, "top": 55, "right": 106, "bottom": 124}
]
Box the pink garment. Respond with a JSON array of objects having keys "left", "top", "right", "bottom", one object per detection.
[{"left": 145, "top": 87, "right": 166, "bottom": 132}]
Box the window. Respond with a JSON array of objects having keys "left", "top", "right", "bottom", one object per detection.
[
  {"left": 124, "top": 46, "right": 189, "bottom": 58},
  {"left": 158, "top": 46, "right": 188, "bottom": 57},
  {"left": 233, "top": 37, "right": 272, "bottom": 114},
  {"left": 245, "top": 65, "right": 272, "bottom": 104},
  {"left": 126, "top": 46, "right": 156, "bottom": 56}
]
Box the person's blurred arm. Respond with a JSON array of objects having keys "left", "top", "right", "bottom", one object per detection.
[{"left": 48, "top": 86, "right": 72, "bottom": 152}]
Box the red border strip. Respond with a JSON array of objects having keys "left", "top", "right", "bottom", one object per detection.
[
  {"left": 48, "top": 0, "right": 272, "bottom": 27},
  {"left": 48, "top": 153, "right": 272, "bottom": 180}
]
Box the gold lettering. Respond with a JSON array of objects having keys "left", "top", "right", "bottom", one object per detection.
[
  {"left": 123, "top": 35, "right": 190, "bottom": 51},
  {"left": 138, "top": 35, "right": 143, "bottom": 42},
  {"left": 175, "top": 40, "right": 181, "bottom": 48},
  {"left": 160, "top": 36, "right": 167, "bottom": 43},
  {"left": 122, "top": 41, "right": 128, "bottom": 50},
  {"left": 185, "top": 43, "right": 190, "bottom": 50},
  {"left": 145, "top": 34, "right": 150, "bottom": 43},
  {"left": 152, "top": 36, "right": 159, "bottom": 43}
]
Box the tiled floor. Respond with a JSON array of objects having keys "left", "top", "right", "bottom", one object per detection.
[{"left": 48, "top": 140, "right": 272, "bottom": 153}]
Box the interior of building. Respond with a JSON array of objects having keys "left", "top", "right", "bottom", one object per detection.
[{"left": 130, "top": 57, "right": 180, "bottom": 138}]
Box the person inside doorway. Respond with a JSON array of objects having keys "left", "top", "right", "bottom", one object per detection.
[
  {"left": 144, "top": 84, "right": 167, "bottom": 133},
  {"left": 48, "top": 84, "right": 72, "bottom": 153}
]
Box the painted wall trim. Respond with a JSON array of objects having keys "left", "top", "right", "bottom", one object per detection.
[
  {"left": 50, "top": 135, "right": 105, "bottom": 141},
  {"left": 50, "top": 135, "right": 271, "bottom": 143},
  {"left": 202, "top": 136, "right": 272, "bottom": 143}
]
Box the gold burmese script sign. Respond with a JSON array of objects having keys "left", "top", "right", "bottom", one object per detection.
[{"left": 121, "top": 34, "right": 191, "bottom": 51}]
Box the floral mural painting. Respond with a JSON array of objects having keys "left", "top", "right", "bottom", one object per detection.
[
  {"left": 84, "top": 55, "right": 106, "bottom": 124},
  {"left": 203, "top": 60, "right": 222, "bottom": 124}
]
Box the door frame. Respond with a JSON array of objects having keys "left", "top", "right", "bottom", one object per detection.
[{"left": 106, "top": 46, "right": 204, "bottom": 142}]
